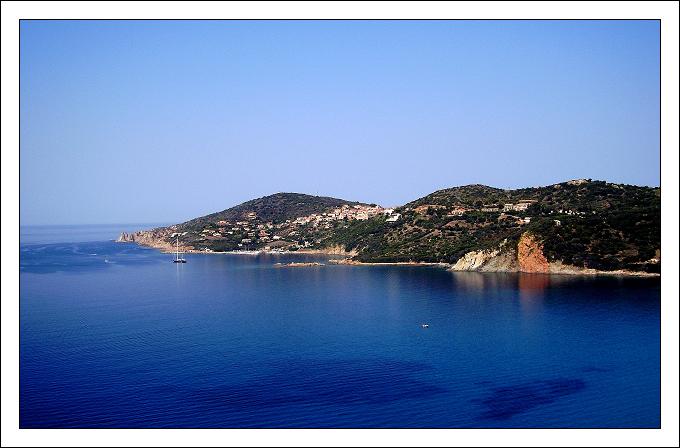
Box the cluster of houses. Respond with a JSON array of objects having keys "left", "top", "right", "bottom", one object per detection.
[
  {"left": 434, "top": 198, "right": 569, "bottom": 228},
  {"left": 502, "top": 200, "right": 538, "bottom": 212},
  {"left": 333, "top": 204, "right": 385, "bottom": 221},
  {"left": 191, "top": 204, "right": 405, "bottom": 249},
  {"left": 182, "top": 194, "right": 585, "bottom": 252},
  {"left": 285, "top": 204, "right": 402, "bottom": 227},
  {"left": 444, "top": 200, "right": 537, "bottom": 217},
  {"left": 192, "top": 195, "right": 593, "bottom": 250},
  {"left": 202, "top": 218, "right": 277, "bottom": 247}
]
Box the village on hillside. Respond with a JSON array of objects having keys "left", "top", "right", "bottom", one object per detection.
[
  {"left": 118, "top": 180, "right": 659, "bottom": 273},
  {"left": 171, "top": 196, "right": 592, "bottom": 253},
  {"left": 174, "top": 204, "right": 402, "bottom": 252}
]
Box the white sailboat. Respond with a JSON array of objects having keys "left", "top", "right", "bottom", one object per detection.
[{"left": 173, "top": 234, "right": 187, "bottom": 263}]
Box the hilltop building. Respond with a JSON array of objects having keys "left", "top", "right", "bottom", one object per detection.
[{"left": 503, "top": 200, "right": 538, "bottom": 212}]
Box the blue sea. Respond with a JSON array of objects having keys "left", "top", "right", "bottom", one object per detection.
[{"left": 19, "top": 225, "right": 660, "bottom": 428}]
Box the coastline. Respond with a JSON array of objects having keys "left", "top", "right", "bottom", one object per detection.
[
  {"left": 327, "top": 258, "right": 450, "bottom": 268},
  {"left": 328, "top": 257, "right": 659, "bottom": 277},
  {"left": 120, "top": 240, "right": 658, "bottom": 277},
  {"left": 147, "top": 247, "right": 350, "bottom": 257}
]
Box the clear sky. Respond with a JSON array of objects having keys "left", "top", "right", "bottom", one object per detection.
[{"left": 20, "top": 20, "right": 660, "bottom": 225}]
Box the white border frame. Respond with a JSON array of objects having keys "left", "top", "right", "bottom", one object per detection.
[{"left": 2, "top": 2, "right": 678, "bottom": 447}]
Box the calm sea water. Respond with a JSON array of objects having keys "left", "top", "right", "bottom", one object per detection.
[{"left": 20, "top": 225, "right": 660, "bottom": 428}]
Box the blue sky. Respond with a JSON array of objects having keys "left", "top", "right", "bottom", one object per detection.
[{"left": 20, "top": 20, "right": 660, "bottom": 225}]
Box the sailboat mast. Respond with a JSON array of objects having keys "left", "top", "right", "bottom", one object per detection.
[{"left": 172, "top": 233, "right": 186, "bottom": 263}]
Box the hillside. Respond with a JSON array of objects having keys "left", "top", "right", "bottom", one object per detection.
[
  {"left": 118, "top": 193, "right": 378, "bottom": 253},
  {"left": 118, "top": 180, "right": 661, "bottom": 274},
  {"left": 327, "top": 180, "right": 660, "bottom": 273},
  {"left": 183, "top": 193, "right": 366, "bottom": 227}
]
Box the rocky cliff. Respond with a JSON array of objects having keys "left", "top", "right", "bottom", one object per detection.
[
  {"left": 450, "top": 239, "right": 519, "bottom": 272},
  {"left": 117, "top": 229, "right": 187, "bottom": 253},
  {"left": 449, "top": 231, "right": 655, "bottom": 275},
  {"left": 517, "top": 233, "right": 550, "bottom": 273}
]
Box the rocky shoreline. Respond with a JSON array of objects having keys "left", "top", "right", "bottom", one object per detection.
[
  {"left": 327, "top": 258, "right": 658, "bottom": 277},
  {"left": 117, "top": 231, "right": 658, "bottom": 277},
  {"left": 274, "top": 262, "right": 325, "bottom": 267},
  {"left": 328, "top": 259, "right": 449, "bottom": 268},
  {"left": 444, "top": 234, "right": 659, "bottom": 277}
]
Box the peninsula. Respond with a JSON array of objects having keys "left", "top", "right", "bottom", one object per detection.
[{"left": 118, "top": 180, "right": 660, "bottom": 275}]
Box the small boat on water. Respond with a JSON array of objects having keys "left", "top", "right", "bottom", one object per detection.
[
  {"left": 173, "top": 235, "right": 187, "bottom": 263},
  {"left": 421, "top": 324, "right": 429, "bottom": 329}
]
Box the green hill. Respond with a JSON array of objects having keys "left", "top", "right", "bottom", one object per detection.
[
  {"left": 181, "top": 193, "right": 366, "bottom": 228},
  {"left": 326, "top": 180, "right": 660, "bottom": 273},
  {"left": 121, "top": 180, "right": 660, "bottom": 274},
  {"left": 147, "top": 193, "right": 373, "bottom": 253}
]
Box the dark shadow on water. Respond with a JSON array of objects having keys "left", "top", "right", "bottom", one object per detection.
[
  {"left": 166, "top": 359, "right": 447, "bottom": 410},
  {"left": 581, "top": 366, "right": 611, "bottom": 373},
  {"left": 476, "top": 378, "right": 586, "bottom": 421}
]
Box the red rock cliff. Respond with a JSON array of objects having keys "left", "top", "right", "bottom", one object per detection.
[{"left": 517, "top": 232, "right": 549, "bottom": 273}]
